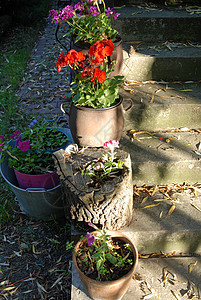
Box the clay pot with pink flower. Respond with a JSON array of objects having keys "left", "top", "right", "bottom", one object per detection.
[
  {"left": 0, "top": 119, "right": 70, "bottom": 189},
  {"left": 72, "top": 223, "right": 138, "bottom": 300},
  {"left": 58, "top": 39, "right": 127, "bottom": 147}
]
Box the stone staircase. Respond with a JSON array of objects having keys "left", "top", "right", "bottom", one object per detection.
[
  {"left": 72, "top": 0, "right": 201, "bottom": 300},
  {"left": 71, "top": 1, "right": 201, "bottom": 299},
  {"left": 111, "top": 1, "right": 201, "bottom": 186}
]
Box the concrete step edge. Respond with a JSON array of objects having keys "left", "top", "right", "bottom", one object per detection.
[{"left": 120, "top": 82, "right": 201, "bottom": 130}]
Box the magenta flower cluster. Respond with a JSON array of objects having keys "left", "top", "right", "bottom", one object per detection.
[
  {"left": 0, "top": 130, "right": 31, "bottom": 152},
  {"left": 12, "top": 130, "right": 31, "bottom": 152},
  {"left": 49, "top": 6, "right": 74, "bottom": 24},
  {"left": 0, "top": 119, "right": 39, "bottom": 153},
  {"left": 49, "top": 1, "right": 120, "bottom": 24}
]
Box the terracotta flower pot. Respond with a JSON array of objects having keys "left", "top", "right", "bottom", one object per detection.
[{"left": 73, "top": 230, "right": 138, "bottom": 300}]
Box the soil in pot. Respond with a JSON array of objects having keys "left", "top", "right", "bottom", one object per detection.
[{"left": 75, "top": 236, "right": 135, "bottom": 281}]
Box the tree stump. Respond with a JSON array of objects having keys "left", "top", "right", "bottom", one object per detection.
[{"left": 53, "top": 147, "right": 133, "bottom": 230}]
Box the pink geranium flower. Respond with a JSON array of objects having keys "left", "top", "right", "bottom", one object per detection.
[
  {"left": 103, "top": 140, "right": 119, "bottom": 161},
  {"left": 103, "top": 140, "right": 119, "bottom": 150},
  {"left": 18, "top": 140, "right": 31, "bottom": 152}
]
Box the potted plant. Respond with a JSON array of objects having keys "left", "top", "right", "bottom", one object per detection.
[
  {"left": 70, "top": 222, "right": 138, "bottom": 300},
  {"left": 49, "top": 0, "right": 123, "bottom": 76},
  {"left": 82, "top": 140, "right": 124, "bottom": 186},
  {"left": 0, "top": 119, "right": 70, "bottom": 189},
  {"left": 58, "top": 39, "right": 125, "bottom": 147}
]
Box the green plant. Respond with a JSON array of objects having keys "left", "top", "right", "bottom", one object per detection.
[
  {"left": 75, "top": 222, "right": 134, "bottom": 281},
  {"left": 56, "top": 40, "right": 124, "bottom": 109},
  {"left": 0, "top": 119, "right": 69, "bottom": 174},
  {"left": 82, "top": 140, "right": 124, "bottom": 184},
  {"left": 49, "top": 238, "right": 60, "bottom": 245},
  {"left": 49, "top": 0, "right": 120, "bottom": 44},
  {"left": 0, "top": 183, "right": 17, "bottom": 228},
  {"left": 66, "top": 241, "right": 74, "bottom": 251}
]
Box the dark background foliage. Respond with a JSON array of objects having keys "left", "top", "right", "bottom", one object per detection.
[{"left": 0, "top": 0, "right": 51, "bottom": 25}]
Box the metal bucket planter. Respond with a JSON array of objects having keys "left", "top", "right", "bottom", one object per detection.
[
  {"left": 0, "top": 158, "right": 64, "bottom": 220},
  {"left": 73, "top": 230, "right": 138, "bottom": 300},
  {"left": 62, "top": 97, "right": 124, "bottom": 147},
  {"left": 0, "top": 128, "right": 73, "bottom": 220}
]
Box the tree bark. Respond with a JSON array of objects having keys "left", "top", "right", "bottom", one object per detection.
[{"left": 53, "top": 147, "right": 133, "bottom": 230}]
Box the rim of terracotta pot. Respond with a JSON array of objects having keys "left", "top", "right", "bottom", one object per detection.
[
  {"left": 73, "top": 229, "right": 138, "bottom": 285},
  {"left": 71, "top": 95, "right": 123, "bottom": 112}
]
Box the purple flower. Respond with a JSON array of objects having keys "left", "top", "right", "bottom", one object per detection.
[
  {"left": 0, "top": 135, "right": 4, "bottom": 141},
  {"left": 61, "top": 5, "right": 74, "bottom": 19},
  {"left": 74, "top": 2, "right": 84, "bottom": 11},
  {"left": 113, "top": 13, "right": 120, "bottom": 19},
  {"left": 105, "top": 7, "right": 114, "bottom": 17},
  {"left": 86, "top": 232, "right": 95, "bottom": 246},
  {"left": 29, "top": 119, "right": 37, "bottom": 127},
  {"left": 89, "top": 6, "right": 99, "bottom": 16},
  {"left": 15, "top": 135, "right": 23, "bottom": 145},
  {"left": 49, "top": 9, "right": 57, "bottom": 18}
]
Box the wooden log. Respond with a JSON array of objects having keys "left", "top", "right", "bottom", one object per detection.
[{"left": 53, "top": 147, "right": 133, "bottom": 230}]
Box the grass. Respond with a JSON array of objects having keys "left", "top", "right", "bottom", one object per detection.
[
  {"left": 0, "top": 0, "right": 53, "bottom": 228},
  {"left": 0, "top": 26, "right": 44, "bottom": 136}
]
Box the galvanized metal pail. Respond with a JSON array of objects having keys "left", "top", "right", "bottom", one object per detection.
[{"left": 0, "top": 158, "right": 64, "bottom": 220}]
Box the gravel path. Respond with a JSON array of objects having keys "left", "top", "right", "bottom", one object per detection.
[{"left": 17, "top": 0, "right": 71, "bottom": 124}]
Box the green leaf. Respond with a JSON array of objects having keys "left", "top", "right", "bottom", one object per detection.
[
  {"left": 106, "top": 253, "right": 118, "bottom": 265},
  {"left": 96, "top": 258, "right": 104, "bottom": 271}
]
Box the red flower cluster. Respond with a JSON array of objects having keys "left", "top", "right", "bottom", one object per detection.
[
  {"left": 56, "top": 39, "right": 115, "bottom": 85},
  {"left": 89, "top": 40, "right": 114, "bottom": 65},
  {"left": 91, "top": 68, "right": 106, "bottom": 85},
  {"left": 56, "top": 49, "right": 85, "bottom": 72}
]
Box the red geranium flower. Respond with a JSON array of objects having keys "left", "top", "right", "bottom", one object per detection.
[
  {"left": 91, "top": 68, "right": 106, "bottom": 84},
  {"left": 56, "top": 50, "right": 85, "bottom": 72},
  {"left": 89, "top": 40, "right": 114, "bottom": 62}
]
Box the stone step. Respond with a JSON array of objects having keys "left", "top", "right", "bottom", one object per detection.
[
  {"left": 120, "top": 82, "right": 201, "bottom": 131},
  {"left": 114, "top": 0, "right": 201, "bottom": 5},
  {"left": 122, "top": 42, "right": 201, "bottom": 81},
  {"left": 71, "top": 186, "right": 201, "bottom": 253},
  {"left": 72, "top": 256, "right": 201, "bottom": 299},
  {"left": 120, "top": 130, "right": 201, "bottom": 186},
  {"left": 112, "top": 5, "right": 201, "bottom": 42},
  {"left": 123, "top": 187, "right": 201, "bottom": 254}
]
